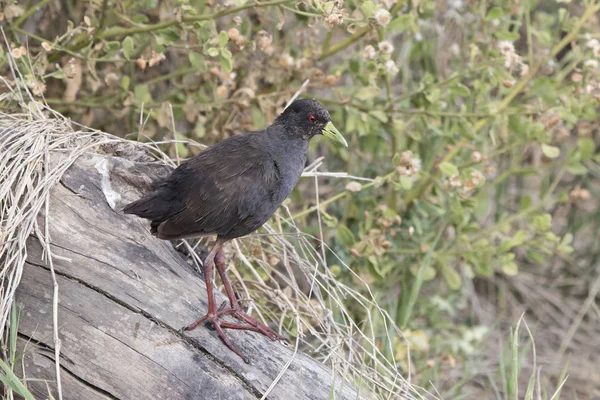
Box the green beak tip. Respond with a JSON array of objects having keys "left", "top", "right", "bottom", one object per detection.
[{"left": 322, "top": 122, "right": 348, "bottom": 147}]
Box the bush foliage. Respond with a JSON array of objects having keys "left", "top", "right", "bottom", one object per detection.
[{"left": 3, "top": 0, "right": 600, "bottom": 397}]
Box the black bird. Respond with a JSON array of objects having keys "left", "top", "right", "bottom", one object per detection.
[{"left": 123, "top": 99, "right": 347, "bottom": 362}]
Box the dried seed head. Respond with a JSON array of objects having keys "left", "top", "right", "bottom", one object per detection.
[
  {"left": 227, "top": 28, "right": 240, "bottom": 41},
  {"left": 324, "top": 73, "right": 341, "bottom": 86},
  {"left": 148, "top": 51, "right": 166, "bottom": 68},
  {"left": 497, "top": 41, "right": 515, "bottom": 55},
  {"left": 278, "top": 54, "right": 294, "bottom": 68},
  {"left": 384, "top": 60, "right": 399, "bottom": 75},
  {"left": 585, "top": 59, "right": 599, "bottom": 69},
  {"left": 374, "top": 9, "right": 392, "bottom": 27},
  {"left": 378, "top": 40, "right": 394, "bottom": 54},
  {"left": 136, "top": 58, "right": 147, "bottom": 71},
  {"left": 502, "top": 79, "right": 514, "bottom": 88},
  {"left": 104, "top": 72, "right": 119, "bottom": 87},
  {"left": 268, "top": 255, "right": 280, "bottom": 266},
  {"left": 571, "top": 73, "right": 583, "bottom": 83},
  {"left": 325, "top": 13, "right": 344, "bottom": 27},
  {"left": 345, "top": 181, "right": 362, "bottom": 192},
  {"left": 449, "top": 174, "right": 462, "bottom": 188},
  {"left": 580, "top": 188, "right": 591, "bottom": 200},
  {"left": 216, "top": 85, "right": 228, "bottom": 98},
  {"left": 470, "top": 151, "right": 483, "bottom": 163},
  {"left": 363, "top": 45, "right": 376, "bottom": 60},
  {"left": 11, "top": 47, "right": 23, "bottom": 59},
  {"left": 470, "top": 170, "right": 484, "bottom": 186},
  {"left": 256, "top": 30, "right": 273, "bottom": 52}
]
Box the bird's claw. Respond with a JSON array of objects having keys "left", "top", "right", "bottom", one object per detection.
[{"left": 182, "top": 306, "right": 284, "bottom": 363}]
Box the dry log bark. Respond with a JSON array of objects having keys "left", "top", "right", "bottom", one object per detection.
[{"left": 16, "top": 148, "right": 362, "bottom": 400}]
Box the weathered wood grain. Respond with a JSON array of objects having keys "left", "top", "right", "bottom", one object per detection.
[{"left": 16, "top": 151, "right": 363, "bottom": 400}]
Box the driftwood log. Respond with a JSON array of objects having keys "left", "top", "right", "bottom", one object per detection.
[{"left": 16, "top": 147, "right": 361, "bottom": 400}]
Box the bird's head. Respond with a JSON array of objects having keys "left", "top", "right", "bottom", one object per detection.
[{"left": 276, "top": 99, "right": 348, "bottom": 146}]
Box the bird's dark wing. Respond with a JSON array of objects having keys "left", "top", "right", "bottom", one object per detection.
[{"left": 156, "top": 133, "right": 281, "bottom": 240}]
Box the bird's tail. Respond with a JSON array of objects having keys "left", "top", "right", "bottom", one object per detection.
[
  {"left": 123, "top": 193, "right": 160, "bottom": 218},
  {"left": 123, "top": 190, "right": 175, "bottom": 236}
]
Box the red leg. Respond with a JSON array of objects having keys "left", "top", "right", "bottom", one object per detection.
[
  {"left": 183, "top": 240, "right": 286, "bottom": 364},
  {"left": 183, "top": 242, "right": 221, "bottom": 331},
  {"left": 214, "top": 248, "right": 239, "bottom": 308},
  {"left": 214, "top": 249, "right": 285, "bottom": 342},
  {"left": 182, "top": 240, "right": 249, "bottom": 363}
]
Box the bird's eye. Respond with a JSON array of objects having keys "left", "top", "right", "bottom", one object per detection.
[{"left": 308, "top": 115, "right": 316, "bottom": 123}]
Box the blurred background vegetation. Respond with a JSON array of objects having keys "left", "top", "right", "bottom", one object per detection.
[{"left": 2, "top": 0, "right": 600, "bottom": 398}]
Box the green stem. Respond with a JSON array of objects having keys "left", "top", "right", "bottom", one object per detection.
[
  {"left": 291, "top": 171, "right": 395, "bottom": 220},
  {"left": 99, "top": 0, "right": 294, "bottom": 39},
  {"left": 319, "top": 26, "right": 371, "bottom": 61},
  {"left": 12, "top": 0, "right": 51, "bottom": 29},
  {"left": 42, "top": 0, "right": 294, "bottom": 60},
  {"left": 144, "top": 67, "right": 197, "bottom": 85}
]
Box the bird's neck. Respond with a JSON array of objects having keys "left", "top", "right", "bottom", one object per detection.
[
  {"left": 264, "top": 124, "right": 309, "bottom": 173},
  {"left": 267, "top": 122, "right": 311, "bottom": 148}
]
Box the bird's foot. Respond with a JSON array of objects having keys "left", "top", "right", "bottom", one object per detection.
[
  {"left": 181, "top": 306, "right": 285, "bottom": 363},
  {"left": 217, "top": 306, "right": 286, "bottom": 342}
]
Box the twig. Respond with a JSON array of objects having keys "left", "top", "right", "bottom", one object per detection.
[{"left": 285, "top": 79, "right": 310, "bottom": 109}]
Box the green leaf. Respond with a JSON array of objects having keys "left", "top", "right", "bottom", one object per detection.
[
  {"left": 425, "top": 88, "right": 440, "bottom": 103},
  {"left": 399, "top": 175, "right": 413, "bottom": 190},
  {"left": 0, "top": 359, "right": 35, "bottom": 400},
  {"left": 355, "top": 86, "right": 380, "bottom": 101},
  {"left": 439, "top": 161, "right": 458, "bottom": 176},
  {"left": 154, "top": 28, "right": 180, "bottom": 46},
  {"left": 520, "top": 195, "right": 531, "bottom": 210},
  {"left": 207, "top": 47, "right": 219, "bottom": 57},
  {"left": 475, "top": 262, "right": 494, "bottom": 277},
  {"left": 120, "top": 75, "right": 130, "bottom": 91},
  {"left": 336, "top": 225, "right": 356, "bottom": 247},
  {"left": 441, "top": 265, "right": 462, "bottom": 290},
  {"left": 501, "top": 262, "right": 518, "bottom": 276},
  {"left": 533, "top": 213, "right": 552, "bottom": 231},
  {"left": 219, "top": 30, "right": 229, "bottom": 47},
  {"left": 188, "top": 51, "right": 206, "bottom": 70},
  {"left": 122, "top": 36, "right": 134, "bottom": 60},
  {"left": 410, "top": 263, "right": 437, "bottom": 280},
  {"left": 485, "top": 6, "right": 504, "bottom": 21},
  {"left": 220, "top": 54, "right": 233, "bottom": 72},
  {"left": 387, "top": 14, "right": 417, "bottom": 33},
  {"left": 565, "top": 162, "right": 587, "bottom": 175},
  {"left": 106, "top": 41, "right": 121, "bottom": 51},
  {"left": 369, "top": 110, "right": 388, "bottom": 123},
  {"left": 360, "top": 0, "right": 375, "bottom": 18},
  {"left": 541, "top": 143, "right": 560, "bottom": 159},
  {"left": 578, "top": 138, "right": 595, "bottom": 160},
  {"left": 175, "top": 133, "right": 189, "bottom": 159},
  {"left": 220, "top": 48, "right": 232, "bottom": 59},
  {"left": 133, "top": 84, "right": 152, "bottom": 104},
  {"left": 494, "top": 31, "right": 521, "bottom": 41},
  {"left": 46, "top": 69, "right": 65, "bottom": 79},
  {"left": 321, "top": 213, "right": 338, "bottom": 228},
  {"left": 450, "top": 83, "right": 470, "bottom": 97},
  {"left": 499, "top": 230, "right": 528, "bottom": 252},
  {"left": 133, "top": 14, "right": 150, "bottom": 23}
]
